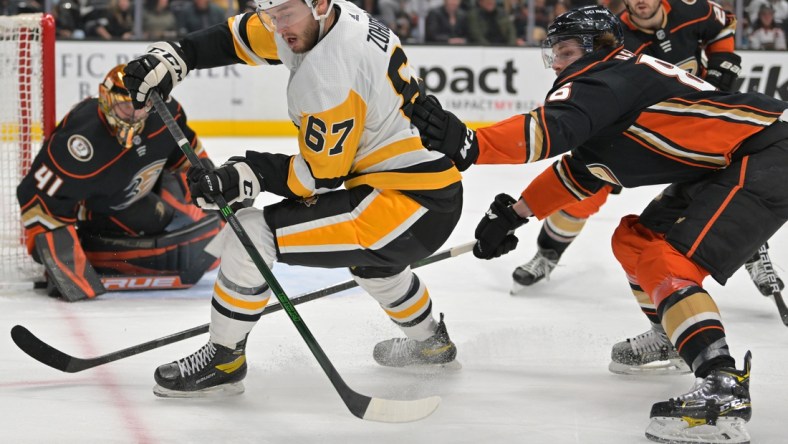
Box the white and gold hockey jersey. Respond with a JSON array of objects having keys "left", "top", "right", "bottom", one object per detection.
[{"left": 181, "top": 1, "right": 461, "bottom": 200}]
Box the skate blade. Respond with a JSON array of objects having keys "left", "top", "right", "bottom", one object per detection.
[
  {"left": 153, "top": 381, "right": 245, "bottom": 398},
  {"left": 646, "top": 416, "right": 750, "bottom": 444},
  {"left": 608, "top": 359, "right": 691, "bottom": 376},
  {"left": 382, "top": 360, "right": 463, "bottom": 374},
  {"left": 510, "top": 281, "right": 537, "bottom": 295}
]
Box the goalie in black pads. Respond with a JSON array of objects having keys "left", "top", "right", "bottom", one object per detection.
[
  {"left": 16, "top": 64, "right": 221, "bottom": 302},
  {"left": 412, "top": 6, "right": 788, "bottom": 443}
]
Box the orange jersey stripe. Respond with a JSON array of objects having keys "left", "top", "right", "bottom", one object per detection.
[{"left": 687, "top": 157, "right": 748, "bottom": 258}]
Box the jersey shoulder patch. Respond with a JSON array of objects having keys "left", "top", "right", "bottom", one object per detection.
[{"left": 46, "top": 99, "right": 128, "bottom": 178}]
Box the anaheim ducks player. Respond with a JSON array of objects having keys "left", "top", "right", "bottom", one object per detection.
[
  {"left": 620, "top": 0, "right": 739, "bottom": 88},
  {"left": 122, "top": 0, "right": 463, "bottom": 397},
  {"left": 510, "top": 0, "right": 750, "bottom": 294},
  {"left": 412, "top": 6, "right": 788, "bottom": 443},
  {"left": 16, "top": 64, "right": 220, "bottom": 301}
]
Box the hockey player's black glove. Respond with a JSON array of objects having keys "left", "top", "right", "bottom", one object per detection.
[
  {"left": 123, "top": 42, "right": 189, "bottom": 110},
  {"left": 411, "top": 94, "right": 478, "bottom": 171},
  {"left": 188, "top": 157, "right": 264, "bottom": 211},
  {"left": 473, "top": 193, "right": 529, "bottom": 260},
  {"left": 705, "top": 52, "right": 742, "bottom": 92}
]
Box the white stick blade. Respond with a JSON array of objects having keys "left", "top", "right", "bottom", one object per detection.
[{"left": 362, "top": 395, "right": 441, "bottom": 423}]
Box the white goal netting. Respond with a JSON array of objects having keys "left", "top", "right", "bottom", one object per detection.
[{"left": 0, "top": 14, "right": 54, "bottom": 288}]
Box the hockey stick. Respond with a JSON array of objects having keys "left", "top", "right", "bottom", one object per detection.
[
  {"left": 149, "top": 93, "right": 444, "bottom": 421},
  {"left": 11, "top": 241, "right": 473, "bottom": 373},
  {"left": 756, "top": 245, "right": 788, "bottom": 326}
]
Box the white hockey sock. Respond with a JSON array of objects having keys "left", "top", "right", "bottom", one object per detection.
[{"left": 354, "top": 268, "right": 438, "bottom": 341}]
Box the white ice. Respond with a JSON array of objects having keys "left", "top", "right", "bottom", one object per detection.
[{"left": 1, "top": 137, "right": 786, "bottom": 444}]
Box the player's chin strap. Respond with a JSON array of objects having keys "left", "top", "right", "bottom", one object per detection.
[{"left": 310, "top": 0, "right": 335, "bottom": 41}]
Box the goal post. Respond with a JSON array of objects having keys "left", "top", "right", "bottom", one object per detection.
[{"left": 0, "top": 13, "right": 55, "bottom": 288}]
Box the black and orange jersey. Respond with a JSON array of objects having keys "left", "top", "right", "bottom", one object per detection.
[
  {"left": 619, "top": 0, "right": 736, "bottom": 76},
  {"left": 17, "top": 97, "right": 206, "bottom": 252},
  {"left": 178, "top": 2, "right": 461, "bottom": 201},
  {"left": 472, "top": 47, "right": 787, "bottom": 219}
]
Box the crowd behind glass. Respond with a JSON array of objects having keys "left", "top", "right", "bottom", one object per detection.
[{"left": 0, "top": 0, "right": 785, "bottom": 50}]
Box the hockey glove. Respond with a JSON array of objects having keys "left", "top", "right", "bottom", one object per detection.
[
  {"left": 123, "top": 42, "right": 189, "bottom": 110},
  {"left": 705, "top": 53, "right": 742, "bottom": 92},
  {"left": 188, "top": 156, "right": 263, "bottom": 211},
  {"left": 473, "top": 193, "right": 529, "bottom": 260},
  {"left": 411, "top": 94, "right": 478, "bottom": 171}
]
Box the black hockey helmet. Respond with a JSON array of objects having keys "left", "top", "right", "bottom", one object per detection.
[{"left": 543, "top": 6, "right": 624, "bottom": 63}]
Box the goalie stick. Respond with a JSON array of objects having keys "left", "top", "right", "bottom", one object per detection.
[
  {"left": 126, "top": 92, "right": 453, "bottom": 422},
  {"left": 11, "top": 240, "right": 473, "bottom": 373}
]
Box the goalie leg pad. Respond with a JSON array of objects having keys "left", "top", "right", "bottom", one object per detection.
[
  {"left": 35, "top": 225, "right": 106, "bottom": 302},
  {"left": 80, "top": 213, "right": 222, "bottom": 288}
]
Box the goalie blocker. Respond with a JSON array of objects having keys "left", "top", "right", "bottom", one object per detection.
[{"left": 35, "top": 214, "right": 221, "bottom": 301}]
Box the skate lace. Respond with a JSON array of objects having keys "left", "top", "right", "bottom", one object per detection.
[
  {"left": 629, "top": 329, "right": 669, "bottom": 354},
  {"left": 746, "top": 259, "right": 769, "bottom": 286},
  {"left": 677, "top": 376, "right": 715, "bottom": 402},
  {"left": 177, "top": 342, "right": 217, "bottom": 377},
  {"left": 388, "top": 338, "right": 419, "bottom": 358},
  {"left": 519, "top": 251, "right": 558, "bottom": 281}
]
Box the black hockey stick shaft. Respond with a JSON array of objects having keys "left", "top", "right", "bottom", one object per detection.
[
  {"left": 11, "top": 241, "right": 473, "bottom": 373},
  {"left": 755, "top": 244, "right": 788, "bottom": 326},
  {"left": 772, "top": 291, "right": 788, "bottom": 326},
  {"left": 148, "top": 93, "right": 447, "bottom": 421}
]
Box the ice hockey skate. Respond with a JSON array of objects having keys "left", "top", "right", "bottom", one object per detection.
[
  {"left": 645, "top": 352, "right": 752, "bottom": 444},
  {"left": 153, "top": 340, "right": 247, "bottom": 398},
  {"left": 373, "top": 313, "right": 459, "bottom": 369},
  {"left": 744, "top": 246, "right": 784, "bottom": 297},
  {"left": 609, "top": 324, "right": 691, "bottom": 375},
  {"left": 510, "top": 248, "right": 560, "bottom": 295}
]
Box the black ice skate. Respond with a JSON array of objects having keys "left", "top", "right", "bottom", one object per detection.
[
  {"left": 153, "top": 340, "right": 247, "bottom": 398},
  {"left": 510, "top": 248, "right": 559, "bottom": 294},
  {"left": 609, "top": 324, "right": 691, "bottom": 375},
  {"left": 645, "top": 351, "right": 752, "bottom": 444},
  {"left": 373, "top": 313, "right": 457, "bottom": 368}
]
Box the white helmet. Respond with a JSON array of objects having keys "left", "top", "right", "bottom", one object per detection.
[{"left": 255, "top": 0, "right": 335, "bottom": 26}]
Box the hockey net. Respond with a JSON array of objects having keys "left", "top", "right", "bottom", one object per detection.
[{"left": 0, "top": 14, "right": 55, "bottom": 288}]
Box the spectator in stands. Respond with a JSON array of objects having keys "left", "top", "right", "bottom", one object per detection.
[
  {"left": 466, "top": 0, "right": 517, "bottom": 45},
  {"left": 90, "top": 0, "right": 134, "bottom": 40},
  {"left": 178, "top": 0, "right": 227, "bottom": 34},
  {"left": 144, "top": 0, "right": 178, "bottom": 40},
  {"left": 425, "top": 0, "right": 469, "bottom": 44},
  {"left": 506, "top": 0, "right": 549, "bottom": 45},
  {"left": 747, "top": 0, "right": 788, "bottom": 26},
  {"left": 238, "top": 0, "right": 256, "bottom": 13},
  {"left": 15, "top": 0, "right": 43, "bottom": 13},
  {"left": 0, "top": 0, "right": 18, "bottom": 15},
  {"left": 749, "top": 4, "right": 787, "bottom": 49},
  {"left": 378, "top": 0, "right": 418, "bottom": 41},
  {"left": 53, "top": 0, "right": 85, "bottom": 39},
  {"left": 551, "top": 0, "right": 571, "bottom": 21}
]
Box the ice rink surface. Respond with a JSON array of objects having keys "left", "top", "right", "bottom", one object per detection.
[{"left": 2, "top": 137, "right": 786, "bottom": 443}]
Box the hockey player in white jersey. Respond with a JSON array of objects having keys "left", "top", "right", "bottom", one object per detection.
[{"left": 122, "top": 0, "right": 464, "bottom": 397}]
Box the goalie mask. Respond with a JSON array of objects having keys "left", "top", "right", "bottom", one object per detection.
[
  {"left": 99, "top": 64, "right": 149, "bottom": 149},
  {"left": 542, "top": 6, "right": 624, "bottom": 68},
  {"left": 255, "top": 0, "right": 334, "bottom": 36}
]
